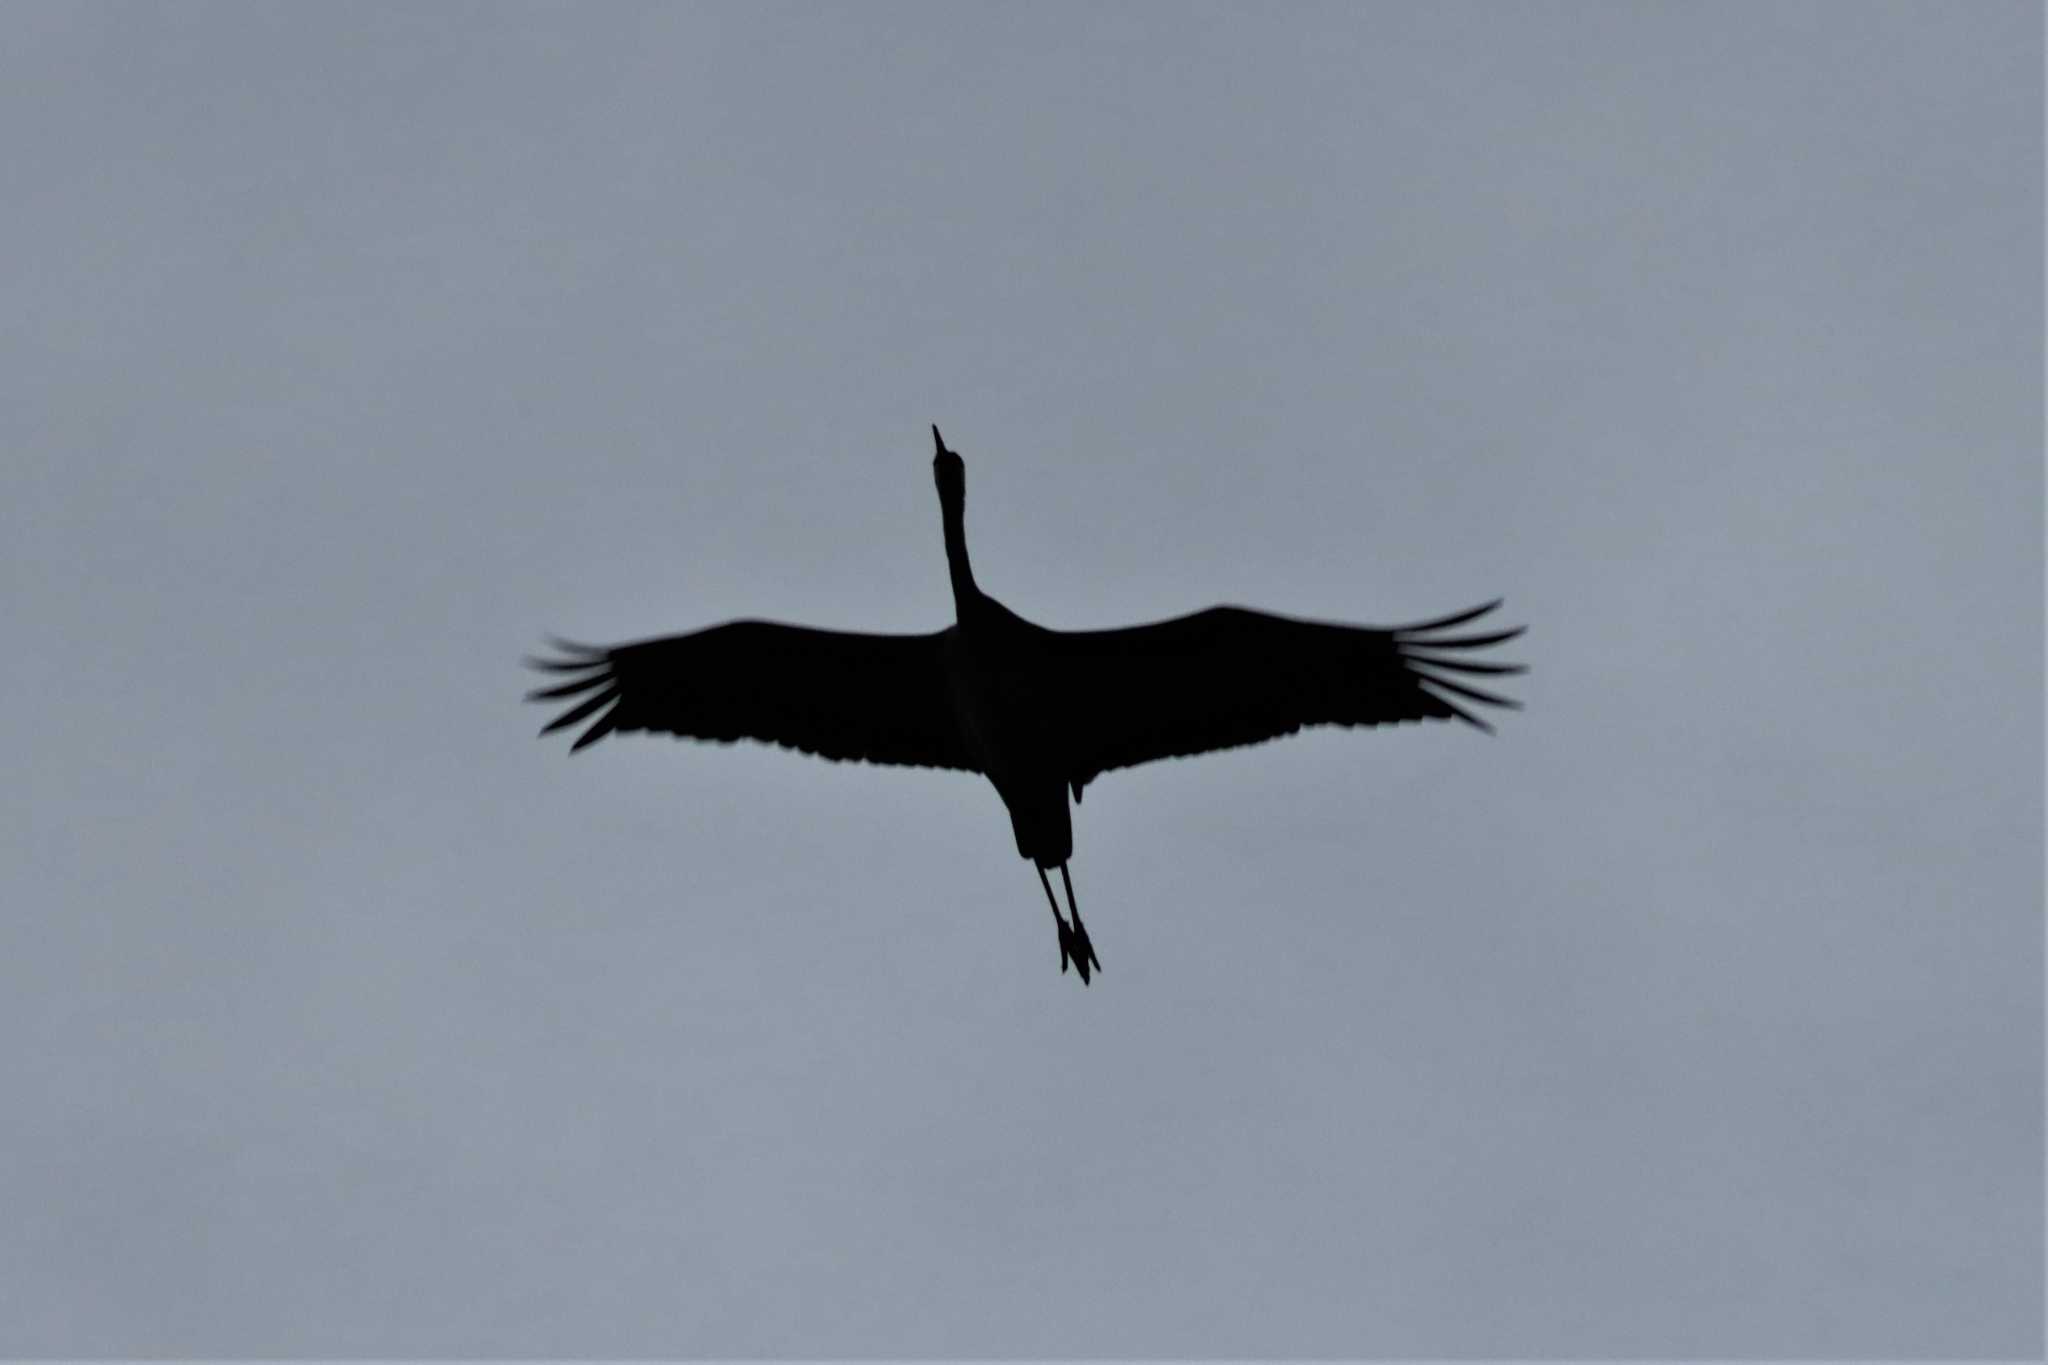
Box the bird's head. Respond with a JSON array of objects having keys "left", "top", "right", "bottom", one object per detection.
[{"left": 931, "top": 424, "right": 966, "bottom": 503}]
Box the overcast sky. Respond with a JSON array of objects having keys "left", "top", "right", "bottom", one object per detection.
[{"left": 2, "top": 2, "right": 2039, "bottom": 1356}]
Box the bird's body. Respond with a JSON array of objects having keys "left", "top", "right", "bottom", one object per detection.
[
  {"left": 944, "top": 618, "right": 1074, "bottom": 867},
  {"left": 529, "top": 427, "right": 1525, "bottom": 982}
]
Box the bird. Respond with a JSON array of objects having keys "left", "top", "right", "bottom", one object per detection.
[{"left": 528, "top": 426, "right": 1525, "bottom": 983}]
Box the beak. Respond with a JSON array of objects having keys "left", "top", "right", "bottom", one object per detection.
[{"left": 931, "top": 424, "right": 948, "bottom": 456}]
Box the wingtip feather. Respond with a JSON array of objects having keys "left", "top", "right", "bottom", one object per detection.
[
  {"left": 569, "top": 716, "right": 618, "bottom": 751},
  {"left": 1416, "top": 681, "right": 1496, "bottom": 733},
  {"left": 1410, "top": 625, "right": 1526, "bottom": 650},
  {"left": 1399, "top": 652, "right": 1528, "bottom": 677},
  {"left": 1394, "top": 598, "right": 1504, "bottom": 635},
  {"left": 540, "top": 688, "right": 619, "bottom": 736},
  {"left": 526, "top": 674, "right": 612, "bottom": 702},
  {"left": 1408, "top": 667, "right": 1522, "bottom": 710}
]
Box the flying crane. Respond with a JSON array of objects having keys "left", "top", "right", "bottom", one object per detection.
[{"left": 529, "top": 427, "right": 1526, "bottom": 983}]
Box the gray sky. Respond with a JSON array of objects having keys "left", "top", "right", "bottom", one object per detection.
[{"left": 2, "top": 2, "right": 2039, "bottom": 1356}]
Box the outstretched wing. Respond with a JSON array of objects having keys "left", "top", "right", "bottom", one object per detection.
[
  {"left": 1052, "top": 599, "right": 1525, "bottom": 794},
  {"left": 527, "top": 620, "right": 979, "bottom": 772}
]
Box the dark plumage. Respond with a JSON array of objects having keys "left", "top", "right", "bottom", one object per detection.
[{"left": 530, "top": 426, "right": 1526, "bottom": 982}]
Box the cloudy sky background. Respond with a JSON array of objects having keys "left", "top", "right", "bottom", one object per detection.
[{"left": 3, "top": 2, "right": 2039, "bottom": 1355}]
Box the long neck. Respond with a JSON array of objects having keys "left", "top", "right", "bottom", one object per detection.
[{"left": 940, "top": 491, "right": 979, "bottom": 618}]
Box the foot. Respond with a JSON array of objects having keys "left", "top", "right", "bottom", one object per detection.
[
  {"left": 1069, "top": 912, "right": 1102, "bottom": 981},
  {"left": 1055, "top": 915, "right": 1092, "bottom": 983}
]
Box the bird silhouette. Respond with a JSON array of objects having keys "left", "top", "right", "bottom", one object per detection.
[{"left": 528, "top": 426, "right": 1525, "bottom": 983}]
